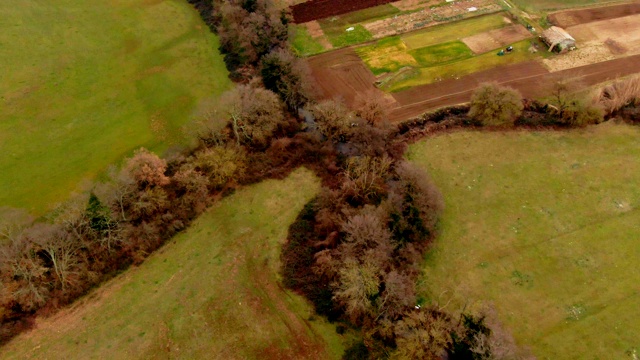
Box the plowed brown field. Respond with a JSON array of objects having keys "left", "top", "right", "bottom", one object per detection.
[
  {"left": 548, "top": 2, "right": 640, "bottom": 27},
  {"left": 307, "top": 48, "right": 640, "bottom": 122},
  {"left": 462, "top": 24, "right": 532, "bottom": 54},
  {"left": 291, "top": 0, "right": 396, "bottom": 23},
  {"left": 307, "top": 47, "right": 396, "bottom": 106}
]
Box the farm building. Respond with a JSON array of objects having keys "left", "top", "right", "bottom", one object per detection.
[{"left": 541, "top": 26, "right": 576, "bottom": 52}]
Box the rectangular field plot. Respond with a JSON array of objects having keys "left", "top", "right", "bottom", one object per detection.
[
  {"left": 323, "top": 24, "right": 373, "bottom": 47},
  {"left": 401, "top": 13, "right": 510, "bottom": 49},
  {"left": 385, "top": 39, "right": 548, "bottom": 91},
  {"left": 355, "top": 36, "right": 419, "bottom": 75},
  {"left": 318, "top": 4, "right": 398, "bottom": 47},
  {"left": 510, "top": 0, "right": 624, "bottom": 12},
  {"left": 408, "top": 124, "right": 640, "bottom": 360},
  {"left": 408, "top": 41, "right": 474, "bottom": 67},
  {"left": 462, "top": 24, "right": 532, "bottom": 54}
]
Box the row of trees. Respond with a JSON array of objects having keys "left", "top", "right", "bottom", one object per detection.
[
  {"left": 468, "top": 81, "right": 604, "bottom": 127},
  {"left": 0, "top": 48, "right": 331, "bottom": 338}
]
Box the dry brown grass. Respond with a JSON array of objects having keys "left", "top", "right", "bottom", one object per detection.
[{"left": 594, "top": 75, "right": 640, "bottom": 114}]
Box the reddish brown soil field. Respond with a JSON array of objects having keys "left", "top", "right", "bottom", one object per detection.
[
  {"left": 462, "top": 25, "right": 532, "bottom": 54},
  {"left": 306, "top": 48, "right": 640, "bottom": 122},
  {"left": 307, "top": 47, "right": 394, "bottom": 106},
  {"left": 291, "top": 0, "right": 396, "bottom": 23},
  {"left": 548, "top": 2, "right": 640, "bottom": 27}
]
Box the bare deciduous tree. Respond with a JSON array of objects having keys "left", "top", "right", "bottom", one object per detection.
[
  {"left": 354, "top": 90, "right": 389, "bottom": 125},
  {"left": 469, "top": 82, "right": 523, "bottom": 126},
  {"left": 307, "top": 99, "right": 354, "bottom": 142},
  {"left": 0, "top": 235, "right": 49, "bottom": 311},
  {"left": 218, "top": 85, "right": 286, "bottom": 148},
  {"left": 192, "top": 145, "right": 247, "bottom": 189},
  {"left": 391, "top": 309, "right": 454, "bottom": 360},
  {"left": 342, "top": 155, "right": 392, "bottom": 203},
  {"left": 30, "top": 224, "right": 83, "bottom": 291},
  {"left": 333, "top": 259, "right": 381, "bottom": 324},
  {"left": 125, "top": 148, "right": 170, "bottom": 189}
]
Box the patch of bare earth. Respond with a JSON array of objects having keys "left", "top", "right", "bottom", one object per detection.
[
  {"left": 544, "top": 12, "right": 640, "bottom": 72},
  {"left": 307, "top": 47, "right": 398, "bottom": 107},
  {"left": 568, "top": 13, "right": 640, "bottom": 54},
  {"left": 462, "top": 24, "right": 531, "bottom": 54},
  {"left": 364, "top": 0, "right": 502, "bottom": 39},
  {"left": 548, "top": 2, "right": 640, "bottom": 28},
  {"left": 605, "top": 38, "right": 628, "bottom": 55},
  {"left": 542, "top": 43, "right": 614, "bottom": 72}
]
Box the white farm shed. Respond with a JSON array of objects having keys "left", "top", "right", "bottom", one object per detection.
[{"left": 541, "top": 26, "right": 576, "bottom": 53}]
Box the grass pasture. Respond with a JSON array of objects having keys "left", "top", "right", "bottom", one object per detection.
[
  {"left": 409, "top": 41, "right": 474, "bottom": 67},
  {"left": 408, "top": 124, "right": 640, "bottom": 359},
  {"left": 0, "top": 0, "right": 231, "bottom": 214},
  {"left": 291, "top": 26, "right": 326, "bottom": 56},
  {"left": 323, "top": 24, "right": 373, "bottom": 48},
  {"left": 509, "top": 0, "right": 623, "bottom": 12},
  {"left": 0, "top": 169, "right": 343, "bottom": 359},
  {"left": 400, "top": 13, "right": 509, "bottom": 49}
]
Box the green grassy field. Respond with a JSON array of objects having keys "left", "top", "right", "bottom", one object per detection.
[
  {"left": 0, "top": 169, "right": 344, "bottom": 359},
  {"left": 509, "top": 0, "right": 622, "bottom": 12},
  {"left": 314, "top": 4, "right": 401, "bottom": 48},
  {"left": 386, "top": 39, "right": 549, "bottom": 92},
  {"left": 291, "top": 26, "right": 326, "bottom": 56},
  {"left": 323, "top": 24, "right": 373, "bottom": 48},
  {"left": 409, "top": 41, "right": 474, "bottom": 67},
  {"left": 401, "top": 13, "right": 509, "bottom": 49},
  {"left": 0, "top": 0, "right": 231, "bottom": 214},
  {"left": 352, "top": 13, "right": 548, "bottom": 91},
  {"left": 408, "top": 123, "right": 640, "bottom": 359}
]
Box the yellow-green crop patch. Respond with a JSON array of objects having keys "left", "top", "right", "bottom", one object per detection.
[
  {"left": 355, "top": 36, "right": 418, "bottom": 75},
  {"left": 409, "top": 41, "right": 474, "bottom": 67},
  {"left": 0, "top": 0, "right": 231, "bottom": 214},
  {"left": 401, "top": 13, "right": 509, "bottom": 49},
  {"left": 408, "top": 123, "right": 640, "bottom": 360},
  {"left": 0, "top": 169, "right": 344, "bottom": 359},
  {"left": 385, "top": 39, "right": 547, "bottom": 91}
]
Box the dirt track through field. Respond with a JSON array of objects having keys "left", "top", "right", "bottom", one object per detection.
[{"left": 388, "top": 54, "right": 640, "bottom": 121}]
